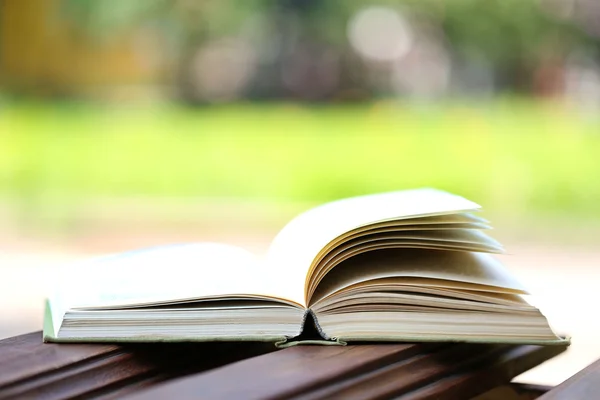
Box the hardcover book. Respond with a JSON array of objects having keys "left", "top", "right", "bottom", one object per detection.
[{"left": 43, "top": 188, "right": 567, "bottom": 347}]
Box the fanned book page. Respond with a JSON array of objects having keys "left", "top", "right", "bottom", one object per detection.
[{"left": 43, "top": 188, "right": 568, "bottom": 347}]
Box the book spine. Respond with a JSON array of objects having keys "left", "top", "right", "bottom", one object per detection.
[
  {"left": 308, "top": 309, "right": 329, "bottom": 340},
  {"left": 274, "top": 309, "right": 346, "bottom": 348}
]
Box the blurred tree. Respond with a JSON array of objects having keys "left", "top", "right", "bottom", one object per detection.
[
  {"left": 0, "top": 0, "right": 165, "bottom": 98},
  {"left": 1, "top": 0, "right": 598, "bottom": 101}
]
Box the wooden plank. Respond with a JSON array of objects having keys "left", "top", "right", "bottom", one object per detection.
[
  {"left": 511, "top": 383, "right": 554, "bottom": 394},
  {"left": 0, "top": 331, "right": 119, "bottom": 388},
  {"left": 0, "top": 331, "right": 274, "bottom": 400},
  {"left": 119, "top": 343, "right": 432, "bottom": 400},
  {"left": 539, "top": 357, "right": 600, "bottom": 399},
  {"left": 0, "top": 331, "right": 568, "bottom": 400},
  {"left": 294, "top": 344, "right": 510, "bottom": 399},
  {"left": 121, "top": 342, "right": 567, "bottom": 400},
  {"left": 397, "top": 344, "right": 566, "bottom": 400},
  {"left": 123, "top": 342, "right": 441, "bottom": 400},
  {"left": 509, "top": 383, "right": 554, "bottom": 400}
]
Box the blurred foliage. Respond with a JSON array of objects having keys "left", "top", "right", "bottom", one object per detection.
[
  {"left": 59, "top": 0, "right": 594, "bottom": 64},
  {"left": 4, "top": 0, "right": 596, "bottom": 101},
  {"left": 54, "top": 0, "right": 598, "bottom": 98},
  {"left": 59, "top": 0, "right": 260, "bottom": 39},
  {"left": 60, "top": 0, "right": 168, "bottom": 36},
  {"left": 1, "top": 100, "right": 599, "bottom": 218}
]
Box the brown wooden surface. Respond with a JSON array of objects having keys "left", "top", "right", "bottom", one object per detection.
[
  {"left": 511, "top": 383, "right": 554, "bottom": 394},
  {"left": 0, "top": 331, "right": 274, "bottom": 400},
  {"left": 539, "top": 357, "right": 600, "bottom": 399},
  {"left": 507, "top": 383, "right": 554, "bottom": 399},
  {"left": 0, "top": 332, "right": 568, "bottom": 400},
  {"left": 121, "top": 342, "right": 567, "bottom": 400}
]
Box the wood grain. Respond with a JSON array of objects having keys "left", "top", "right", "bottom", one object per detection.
[
  {"left": 0, "top": 332, "right": 568, "bottom": 400},
  {"left": 539, "top": 357, "right": 600, "bottom": 399},
  {"left": 397, "top": 344, "right": 565, "bottom": 400},
  {"left": 0, "top": 331, "right": 274, "bottom": 400},
  {"left": 0, "top": 332, "right": 119, "bottom": 388},
  {"left": 122, "top": 342, "right": 567, "bottom": 400}
]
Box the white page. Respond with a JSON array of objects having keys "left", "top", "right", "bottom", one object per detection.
[
  {"left": 51, "top": 243, "right": 298, "bottom": 312},
  {"left": 265, "top": 188, "right": 481, "bottom": 304}
]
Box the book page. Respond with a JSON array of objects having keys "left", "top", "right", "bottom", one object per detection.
[
  {"left": 309, "top": 249, "right": 528, "bottom": 306},
  {"left": 51, "top": 243, "right": 303, "bottom": 312},
  {"left": 264, "top": 189, "right": 481, "bottom": 304},
  {"left": 318, "top": 228, "right": 503, "bottom": 270}
]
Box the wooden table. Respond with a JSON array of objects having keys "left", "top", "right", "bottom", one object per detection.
[{"left": 0, "top": 332, "right": 570, "bottom": 399}]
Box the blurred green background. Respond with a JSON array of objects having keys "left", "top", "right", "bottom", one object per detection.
[
  {"left": 2, "top": 100, "right": 599, "bottom": 213},
  {"left": 1, "top": 0, "right": 600, "bottom": 384},
  {"left": 2, "top": 0, "right": 600, "bottom": 238}
]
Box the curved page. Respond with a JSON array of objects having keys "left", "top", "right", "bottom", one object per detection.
[
  {"left": 265, "top": 189, "right": 481, "bottom": 305},
  {"left": 310, "top": 249, "right": 528, "bottom": 307}
]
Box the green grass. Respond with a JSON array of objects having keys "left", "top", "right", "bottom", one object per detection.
[{"left": 1, "top": 99, "right": 600, "bottom": 218}]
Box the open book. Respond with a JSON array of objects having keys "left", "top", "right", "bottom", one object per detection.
[{"left": 44, "top": 189, "right": 567, "bottom": 347}]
